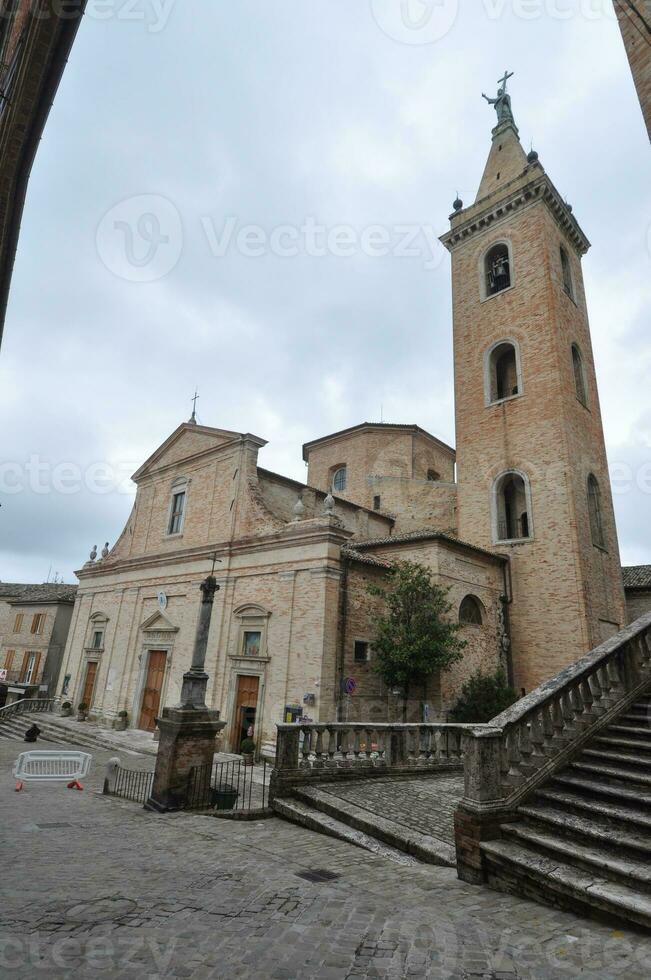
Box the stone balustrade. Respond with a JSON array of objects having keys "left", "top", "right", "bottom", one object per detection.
[
  {"left": 272, "top": 721, "right": 473, "bottom": 797},
  {"left": 456, "top": 611, "right": 651, "bottom": 882},
  {"left": 0, "top": 698, "right": 54, "bottom": 723}
]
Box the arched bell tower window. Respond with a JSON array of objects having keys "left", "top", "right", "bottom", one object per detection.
[
  {"left": 485, "top": 339, "right": 522, "bottom": 405},
  {"left": 587, "top": 474, "right": 605, "bottom": 549},
  {"left": 560, "top": 245, "right": 574, "bottom": 300},
  {"left": 571, "top": 343, "right": 587, "bottom": 407},
  {"left": 484, "top": 242, "right": 511, "bottom": 297},
  {"left": 492, "top": 470, "right": 533, "bottom": 543},
  {"left": 459, "top": 595, "right": 484, "bottom": 625}
]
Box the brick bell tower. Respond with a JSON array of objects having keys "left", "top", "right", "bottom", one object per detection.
[{"left": 440, "top": 75, "right": 626, "bottom": 694}]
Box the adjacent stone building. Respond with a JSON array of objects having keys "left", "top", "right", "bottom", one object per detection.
[
  {"left": 60, "top": 88, "right": 629, "bottom": 752},
  {"left": 0, "top": 0, "right": 85, "bottom": 344},
  {"left": 614, "top": 0, "right": 651, "bottom": 140},
  {"left": 0, "top": 583, "right": 77, "bottom": 705},
  {"left": 622, "top": 565, "right": 651, "bottom": 623},
  {"left": 59, "top": 422, "right": 506, "bottom": 757}
]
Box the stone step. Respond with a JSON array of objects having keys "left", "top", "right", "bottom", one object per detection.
[
  {"left": 517, "top": 802, "right": 651, "bottom": 858},
  {"left": 481, "top": 839, "right": 651, "bottom": 930},
  {"left": 607, "top": 723, "right": 651, "bottom": 738},
  {"left": 581, "top": 747, "right": 651, "bottom": 770},
  {"left": 568, "top": 759, "right": 651, "bottom": 788},
  {"left": 272, "top": 798, "right": 418, "bottom": 867},
  {"left": 552, "top": 772, "right": 651, "bottom": 808},
  {"left": 291, "top": 785, "right": 456, "bottom": 866},
  {"left": 619, "top": 712, "right": 651, "bottom": 723},
  {"left": 0, "top": 718, "right": 59, "bottom": 743},
  {"left": 534, "top": 785, "right": 651, "bottom": 833},
  {"left": 592, "top": 734, "right": 651, "bottom": 757},
  {"left": 0, "top": 716, "right": 121, "bottom": 754},
  {"left": 501, "top": 822, "right": 651, "bottom": 893}
]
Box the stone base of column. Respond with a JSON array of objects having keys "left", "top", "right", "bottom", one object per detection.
[
  {"left": 144, "top": 705, "right": 226, "bottom": 813},
  {"left": 454, "top": 803, "right": 514, "bottom": 884}
]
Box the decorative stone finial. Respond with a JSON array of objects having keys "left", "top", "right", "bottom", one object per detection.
[
  {"left": 323, "top": 492, "right": 335, "bottom": 516},
  {"left": 527, "top": 149, "right": 539, "bottom": 164},
  {"left": 453, "top": 196, "right": 463, "bottom": 212},
  {"left": 101, "top": 542, "right": 109, "bottom": 559},
  {"left": 292, "top": 494, "right": 305, "bottom": 521},
  {"left": 89, "top": 544, "right": 97, "bottom": 561}
]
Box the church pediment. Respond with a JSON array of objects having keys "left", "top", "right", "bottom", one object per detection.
[
  {"left": 140, "top": 611, "right": 179, "bottom": 633},
  {"left": 132, "top": 423, "right": 265, "bottom": 482}
]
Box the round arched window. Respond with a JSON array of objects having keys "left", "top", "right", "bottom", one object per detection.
[
  {"left": 459, "top": 595, "right": 483, "bottom": 625},
  {"left": 332, "top": 467, "right": 347, "bottom": 493}
]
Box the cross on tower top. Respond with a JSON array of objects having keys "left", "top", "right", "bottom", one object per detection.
[{"left": 189, "top": 388, "right": 199, "bottom": 424}]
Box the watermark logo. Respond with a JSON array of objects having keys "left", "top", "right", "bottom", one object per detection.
[
  {"left": 95, "top": 194, "right": 183, "bottom": 283},
  {"left": 370, "top": 0, "right": 459, "bottom": 44}
]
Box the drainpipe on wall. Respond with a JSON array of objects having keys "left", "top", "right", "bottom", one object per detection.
[{"left": 500, "top": 558, "right": 515, "bottom": 688}]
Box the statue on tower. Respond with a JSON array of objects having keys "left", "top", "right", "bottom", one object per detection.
[{"left": 483, "top": 71, "right": 516, "bottom": 128}]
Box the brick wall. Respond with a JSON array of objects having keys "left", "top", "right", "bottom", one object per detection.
[
  {"left": 614, "top": 0, "right": 651, "bottom": 140},
  {"left": 446, "top": 147, "right": 626, "bottom": 694}
]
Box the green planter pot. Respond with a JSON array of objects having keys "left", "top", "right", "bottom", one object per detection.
[{"left": 211, "top": 784, "right": 238, "bottom": 810}]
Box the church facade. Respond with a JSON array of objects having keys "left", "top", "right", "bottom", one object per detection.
[{"left": 59, "top": 87, "right": 627, "bottom": 756}]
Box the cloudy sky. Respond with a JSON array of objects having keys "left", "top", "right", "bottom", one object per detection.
[{"left": 1, "top": 0, "right": 650, "bottom": 583}]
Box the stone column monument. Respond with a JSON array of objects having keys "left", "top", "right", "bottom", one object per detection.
[{"left": 145, "top": 573, "right": 225, "bottom": 812}]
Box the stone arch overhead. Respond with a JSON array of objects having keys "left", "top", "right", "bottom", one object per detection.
[{"left": 233, "top": 603, "right": 271, "bottom": 620}]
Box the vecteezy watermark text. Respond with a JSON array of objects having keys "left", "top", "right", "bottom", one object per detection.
[
  {"left": 95, "top": 194, "right": 447, "bottom": 282},
  {"left": 369, "top": 0, "right": 616, "bottom": 45},
  {"left": 200, "top": 215, "right": 444, "bottom": 268},
  {"left": 0, "top": 0, "right": 176, "bottom": 34}
]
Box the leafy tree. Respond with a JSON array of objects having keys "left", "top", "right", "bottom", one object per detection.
[
  {"left": 367, "top": 560, "right": 466, "bottom": 721},
  {"left": 449, "top": 668, "right": 517, "bottom": 723}
]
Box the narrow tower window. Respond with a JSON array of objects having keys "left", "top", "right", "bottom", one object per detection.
[
  {"left": 486, "top": 340, "right": 521, "bottom": 404},
  {"left": 587, "top": 474, "right": 605, "bottom": 549},
  {"left": 560, "top": 246, "right": 574, "bottom": 299},
  {"left": 493, "top": 471, "right": 532, "bottom": 542},
  {"left": 571, "top": 344, "right": 587, "bottom": 407},
  {"left": 459, "top": 595, "right": 483, "bottom": 625},
  {"left": 485, "top": 243, "right": 511, "bottom": 296},
  {"left": 167, "top": 479, "right": 188, "bottom": 535}
]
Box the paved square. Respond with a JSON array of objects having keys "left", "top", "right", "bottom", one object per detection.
[{"left": 1, "top": 737, "right": 650, "bottom": 979}]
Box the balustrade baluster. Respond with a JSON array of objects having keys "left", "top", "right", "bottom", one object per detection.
[
  {"left": 324, "top": 726, "right": 336, "bottom": 767},
  {"left": 608, "top": 658, "right": 625, "bottom": 701},
  {"left": 529, "top": 709, "right": 546, "bottom": 765},
  {"left": 313, "top": 727, "right": 325, "bottom": 769},
  {"left": 569, "top": 684, "right": 588, "bottom": 730},
  {"left": 299, "top": 727, "right": 312, "bottom": 770},
  {"left": 506, "top": 727, "right": 523, "bottom": 785},
  {"left": 579, "top": 678, "right": 595, "bottom": 724},
  {"left": 419, "top": 726, "right": 428, "bottom": 762}
]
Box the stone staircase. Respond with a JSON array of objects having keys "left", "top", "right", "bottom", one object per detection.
[
  {"left": 274, "top": 783, "right": 456, "bottom": 867},
  {"left": 0, "top": 713, "right": 150, "bottom": 755},
  {"left": 481, "top": 690, "right": 651, "bottom": 929}
]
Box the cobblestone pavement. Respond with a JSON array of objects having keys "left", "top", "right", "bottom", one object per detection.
[
  {"left": 2, "top": 739, "right": 651, "bottom": 979},
  {"left": 315, "top": 774, "right": 465, "bottom": 845}
]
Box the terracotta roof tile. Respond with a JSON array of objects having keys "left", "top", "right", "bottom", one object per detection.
[{"left": 622, "top": 565, "right": 651, "bottom": 589}]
